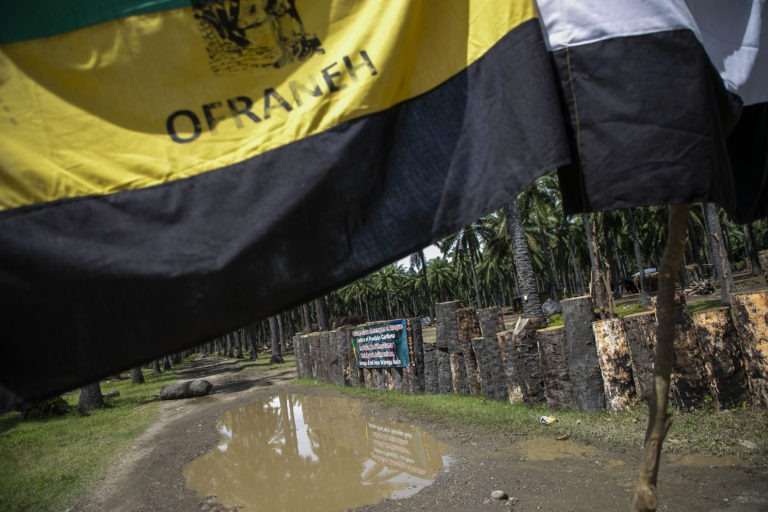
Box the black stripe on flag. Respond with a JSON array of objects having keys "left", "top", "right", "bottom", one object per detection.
[{"left": 0, "top": 19, "right": 570, "bottom": 405}]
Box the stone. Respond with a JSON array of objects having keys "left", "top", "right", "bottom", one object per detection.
[
  {"left": 738, "top": 439, "right": 758, "bottom": 451},
  {"left": 491, "top": 490, "right": 508, "bottom": 500},
  {"left": 103, "top": 390, "right": 120, "bottom": 399},
  {"left": 160, "top": 379, "right": 213, "bottom": 400},
  {"left": 542, "top": 298, "right": 562, "bottom": 316}
]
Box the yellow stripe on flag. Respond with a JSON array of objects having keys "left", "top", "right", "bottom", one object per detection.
[{"left": 0, "top": 0, "right": 536, "bottom": 211}]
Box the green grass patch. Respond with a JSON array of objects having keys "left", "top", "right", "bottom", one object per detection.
[
  {"left": 0, "top": 358, "right": 193, "bottom": 512},
  {"left": 547, "top": 314, "right": 563, "bottom": 327},
  {"left": 295, "top": 379, "right": 767, "bottom": 459},
  {"left": 687, "top": 299, "right": 722, "bottom": 314}
]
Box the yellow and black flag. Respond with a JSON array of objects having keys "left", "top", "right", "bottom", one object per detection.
[
  {"left": 2, "top": 1, "right": 766, "bottom": 407},
  {"left": 0, "top": 0, "right": 570, "bottom": 405}
]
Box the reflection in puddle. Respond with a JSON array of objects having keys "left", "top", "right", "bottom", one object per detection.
[
  {"left": 184, "top": 395, "right": 453, "bottom": 511},
  {"left": 514, "top": 437, "right": 600, "bottom": 461},
  {"left": 667, "top": 454, "right": 740, "bottom": 467}
]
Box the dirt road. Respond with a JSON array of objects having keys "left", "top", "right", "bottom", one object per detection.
[{"left": 72, "top": 357, "right": 767, "bottom": 511}]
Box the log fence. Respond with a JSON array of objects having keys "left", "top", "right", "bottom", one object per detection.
[{"left": 292, "top": 292, "right": 768, "bottom": 411}]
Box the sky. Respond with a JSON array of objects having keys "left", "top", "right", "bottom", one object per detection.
[{"left": 396, "top": 244, "right": 441, "bottom": 269}]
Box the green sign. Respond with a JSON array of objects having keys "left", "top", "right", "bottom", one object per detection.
[{"left": 350, "top": 319, "right": 414, "bottom": 368}]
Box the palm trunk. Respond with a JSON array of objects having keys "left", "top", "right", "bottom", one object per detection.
[
  {"left": 301, "top": 303, "right": 312, "bottom": 333},
  {"left": 632, "top": 204, "right": 689, "bottom": 511},
  {"left": 536, "top": 215, "right": 559, "bottom": 299},
  {"left": 269, "top": 315, "right": 284, "bottom": 364},
  {"left": 582, "top": 213, "right": 608, "bottom": 319},
  {"left": 314, "top": 296, "right": 329, "bottom": 331},
  {"left": 703, "top": 203, "right": 735, "bottom": 305},
  {"left": 468, "top": 247, "right": 483, "bottom": 309},
  {"left": 419, "top": 250, "right": 434, "bottom": 318},
  {"left": 504, "top": 200, "right": 543, "bottom": 318},
  {"left": 278, "top": 314, "right": 287, "bottom": 354},
  {"left": 130, "top": 367, "right": 145, "bottom": 384},
  {"left": 626, "top": 208, "right": 650, "bottom": 305},
  {"left": 743, "top": 223, "right": 763, "bottom": 276},
  {"left": 78, "top": 382, "right": 105, "bottom": 412}
]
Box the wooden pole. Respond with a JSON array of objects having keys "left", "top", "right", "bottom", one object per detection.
[
  {"left": 632, "top": 203, "right": 688, "bottom": 512},
  {"left": 510, "top": 316, "right": 547, "bottom": 405},
  {"left": 561, "top": 295, "right": 605, "bottom": 411},
  {"left": 536, "top": 326, "right": 574, "bottom": 411},
  {"left": 423, "top": 342, "right": 438, "bottom": 394},
  {"left": 693, "top": 307, "right": 749, "bottom": 409},
  {"left": 730, "top": 290, "right": 768, "bottom": 405},
  {"left": 478, "top": 307, "right": 508, "bottom": 401},
  {"left": 457, "top": 308, "right": 482, "bottom": 395},
  {"left": 407, "top": 317, "right": 425, "bottom": 394},
  {"left": 497, "top": 329, "right": 524, "bottom": 403},
  {"left": 593, "top": 317, "right": 636, "bottom": 411}
]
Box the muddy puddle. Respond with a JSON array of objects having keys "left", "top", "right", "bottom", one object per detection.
[{"left": 184, "top": 394, "right": 453, "bottom": 511}]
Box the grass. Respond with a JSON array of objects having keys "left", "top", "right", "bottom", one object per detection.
[
  {"left": 0, "top": 358, "right": 193, "bottom": 512},
  {"left": 687, "top": 298, "right": 723, "bottom": 314},
  {"left": 295, "top": 379, "right": 767, "bottom": 460}
]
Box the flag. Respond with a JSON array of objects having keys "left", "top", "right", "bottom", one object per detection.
[
  {"left": 0, "top": 0, "right": 570, "bottom": 407},
  {"left": 1, "top": 1, "right": 765, "bottom": 409},
  {"left": 535, "top": 0, "right": 768, "bottom": 223}
]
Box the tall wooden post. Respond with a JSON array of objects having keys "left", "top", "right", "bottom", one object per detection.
[
  {"left": 423, "top": 342, "right": 438, "bottom": 394},
  {"left": 509, "top": 317, "right": 547, "bottom": 405},
  {"left": 731, "top": 290, "right": 768, "bottom": 405},
  {"left": 561, "top": 295, "right": 605, "bottom": 412},
  {"left": 457, "top": 308, "right": 482, "bottom": 395},
  {"left": 477, "top": 307, "right": 508, "bottom": 401},
  {"left": 693, "top": 307, "right": 749, "bottom": 409},
  {"left": 536, "top": 326, "right": 574, "bottom": 411},
  {"left": 593, "top": 318, "right": 636, "bottom": 411}
]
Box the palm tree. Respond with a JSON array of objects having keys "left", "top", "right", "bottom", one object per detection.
[
  {"left": 504, "top": 198, "right": 543, "bottom": 318},
  {"left": 426, "top": 257, "right": 456, "bottom": 303},
  {"left": 703, "top": 202, "right": 735, "bottom": 305},
  {"left": 409, "top": 249, "right": 434, "bottom": 317},
  {"left": 439, "top": 224, "right": 484, "bottom": 308},
  {"left": 625, "top": 208, "right": 649, "bottom": 305},
  {"left": 268, "top": 315, "right": 284, "bottom": 364}
]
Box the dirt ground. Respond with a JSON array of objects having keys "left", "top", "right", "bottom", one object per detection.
[{"left": 72, "top": 357, "right": 767, "bottom": 512}]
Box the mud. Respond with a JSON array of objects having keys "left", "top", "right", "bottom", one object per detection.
[{"left": 72, "top": 356, "right": 768, "bottom": 512}]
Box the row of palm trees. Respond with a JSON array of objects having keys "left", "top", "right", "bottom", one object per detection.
[
  {"left": 223, "top": 173, "right": 767, "bottom": 355},
  {"left": 326, "top": 173, "right": 767, "bottom": 322}
]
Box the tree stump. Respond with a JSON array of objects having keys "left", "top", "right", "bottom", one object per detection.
[
  {"left": 693, "top": 307, "right": 749, "bottom": 409},
  {"left": 310, "top": 333, "right": 322, "bottom": 381},
  {"left": 293, "top": 334, "right": 303, "bottom": 379},
  {"left": 510, "top": 317, "right": 547, "bottom": 405},
  {"left": 407, "top": 317, "right": 426, "bottom": 394},
  {"left": 436, "top": 301, "right": 461, "bottom": 352},
  {"left": 667, "top": 291, "right": 710, "bottom": 411},
  {"left": 423, "top": 342, "right": 438, "bottom": 394},
  {"left": 373, "top": 369, "right": 385, "bottom": 390},
  {"left": 592, "top": 317, "right": 636, "bottom": 411},
  {"left": 335, "top": 328, "right": 348, "bottom": 386},
  {"left": 536, "top": 326, "right": 574, "bottom": 410},
  {"left": 478, "top": 307, "right": 509, "bottom": 401},
  {"left": 561, "top": 295, "right": 605, "bottom": 412},
  {"left": 322, "top": 331, "right": 336, "bottom": 383},
  {"left": 457, "top": 307, "right": 482, "bottom": 395},
  {"left": 437, "top": 347, "right": 453, "bottom": 395},
  {"left": 450, "top": 353, "right": 469, "bottom": 395},
  {"left": 497, "top": 329, "right": 524, "bottom": 403},
  {"left": 392, "top": 367, "right": 403, "bottom": 391},
  {"left": 623, "top": 311, "right": 658, "bottom": 402},
  {"left": 730, "top": 290, "right": 768, "bottom": 405}
]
